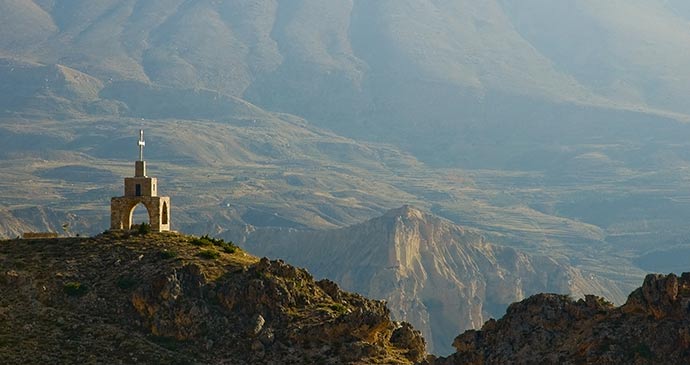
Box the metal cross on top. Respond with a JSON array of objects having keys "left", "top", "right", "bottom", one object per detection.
[{"left": 138, "top": 129, "right": 146, "bottom": 161}]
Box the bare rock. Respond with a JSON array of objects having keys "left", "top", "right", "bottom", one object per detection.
[
  {"left": 390, "top": 322, "right": 427, "bottom": 362},
  {"left": 622, "top": 273, "right": 690, "bottom": 319},
  {"left": 251, "top": 339, "right": 264, "bottom": 352},
  {"left": 434, "top": 273, "right": 690, "bottom": 365},
  {"left": 250, "top": 314, "right": 265, "bottom": 336},
  {"left": 259, "top": 327, "right": 275, "bottom": 346}
]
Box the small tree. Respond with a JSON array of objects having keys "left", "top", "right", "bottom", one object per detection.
[{"left": 137, "top": 222, "right": 151, "bottom": 235}]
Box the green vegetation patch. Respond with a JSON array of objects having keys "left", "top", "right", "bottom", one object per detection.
[
  {"left": 137, "top": 222, "right": 151, "bottom": 235},
  {"left": 328, "top": 303, "right": 348, "bottom": 315},
  {"left": 191, "top": 234, "right": 238, "bottom": 253},
  {"left": 596, "top": 297, "right": 614, "bottom": 308},
  {"left": 150, "top": 335, "right": 183, "bottom": 351},
  {"left": 190, "top": 236, "right": 214, "bottom": 247},
  {"left": 633, "top": 343, "right": 654, "bottom": 359},
  {"left": 313, "top": 302, "right": 349, "bottom": 317},
  {"left": 63, "top": 281, "right": 88, "bottom": 297},
  {"left": 116, "top": 276, "right": 138, "bottom": 290},
  {"left": 159, "top": 250, "right": 178, "bottom": 259},
  {"left": 198, "top": 249, "right": 221, "bottom": 260},
  {"left": 217, "top": 242, "right": 236, "bottom": 254}
]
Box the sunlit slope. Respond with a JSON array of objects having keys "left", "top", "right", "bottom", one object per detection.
[
  {"left": 498, "top": 0, "right": 690, "bottom": 113},
  {"left": 3, "top": 1, "right": 690, "bottom": 154}
]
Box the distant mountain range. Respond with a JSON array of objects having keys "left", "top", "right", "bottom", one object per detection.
[
  {"left": 4, "top": 1, "right": 690, "bottom": 136},
  {"left": 6, "top": 1, "right": 690, "bottom": 114}
]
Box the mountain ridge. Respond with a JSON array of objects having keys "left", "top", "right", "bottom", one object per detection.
[{"left": 4, "top": 1, "right": 690, "bottom": 130}]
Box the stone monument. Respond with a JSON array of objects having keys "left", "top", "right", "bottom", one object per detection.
[{"left": 110, "top": 130, "right": 171, "bottom": 232}]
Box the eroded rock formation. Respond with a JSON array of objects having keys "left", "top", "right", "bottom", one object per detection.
[
  {"left": 434, "top": 272, "right": 690, "bottom": 364},
  {"left": 236, "top": 206, "right": 626, "bottom": 354}
]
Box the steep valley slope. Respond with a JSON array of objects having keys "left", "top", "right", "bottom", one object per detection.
[{"left": 230, "top": 206, "right": 628, "bottom": 355}]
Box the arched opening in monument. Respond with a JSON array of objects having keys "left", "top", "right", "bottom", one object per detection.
[
  {"left": 161, "top": 201, "right": 168, "bottom": 225},
  {"left": 129, "top": 203, "right": 151, "bottom": 229}
]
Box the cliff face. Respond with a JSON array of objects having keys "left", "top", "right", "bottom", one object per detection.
[
  {"left": 0, "top": 232, "right": 426, "bottom": 364},
  {"left": 434, "top": 272, "right": 690, "bottom": 365},
  {"left": 235, "top": 206, "right": 626, "bottom": 354}
]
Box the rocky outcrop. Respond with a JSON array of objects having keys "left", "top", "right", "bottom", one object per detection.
[
  {"left": 0, "top": 232, "right": 426, "bottom": 364},
  {"left": 621, "top": 273, "right": 690, "bottom": 319},
  {"left": 234, "top": 206, "right": 626, "bottom": 354},
  {"left": 434, "top": 273, "right": 690, "bottom": 364}
]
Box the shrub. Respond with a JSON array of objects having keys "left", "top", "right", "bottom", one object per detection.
[
  {"left": 160, "top": 250, "right": 178, "bottom": 259},
  {"left": 328, "top": 303, "right": 348, "bottom": 314},
  {"left": 198, "top": 249, "right": 221, "bottom": 260},
  {"left": 151, "top": 335, "right": 180, "bottom": 351},
  {"left": 64, "top": 282, "right": 88, "bottom": 297},
  {"left": 633, "top": 343, "right": 654, "bottom": 359},
  {"left": 597, "top": 297, "right": 614, "bottom": 307},
  {"left": 218, "top": 242, "right": 237, "bottom": 254},
  {"left": 191, "top": 235, "right": 238, "bottom": 253},
  {"left": 190, "top": 236, "right": 213, "bottom": 247},
  {"left": 137, "top": 222, "right": 151, "bottom": 235},
  {"left": 116, "top": 276, "right": 138, "bottom": 290}
]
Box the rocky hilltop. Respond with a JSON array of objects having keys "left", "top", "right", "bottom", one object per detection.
[
  {"left": 232, "top": 206, "right": 626, "bottom": 354},
  {"left": 434, "top": 272, "right": 690, "bottom": 365},
  {"left": 3, "top": 226, "right": 689, "bottom": 364},
  {"left": 0, "top": 232, "right": 426, "bottom": 364}
]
